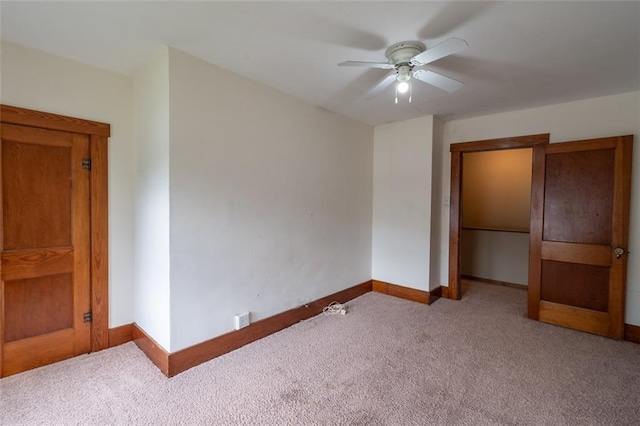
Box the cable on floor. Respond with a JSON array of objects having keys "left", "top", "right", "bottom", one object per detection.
[{"left": 323, "top": 301, "right": 348, "bottom": 315}]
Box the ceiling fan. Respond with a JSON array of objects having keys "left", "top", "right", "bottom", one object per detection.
[{"left": 338, "top": 37, "right": 468, "bottom": 102}]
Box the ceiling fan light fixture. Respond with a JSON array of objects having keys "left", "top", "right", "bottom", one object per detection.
[
  {"left": 339, "top": 37, "right": 468, "bottom": 102},
  {"left": 396, "top": 64, "right": 411, "bottom": 94}
]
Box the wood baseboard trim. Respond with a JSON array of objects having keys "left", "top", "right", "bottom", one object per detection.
[
  {"left": 115, "top": 287, "right": 640, "bottom": 379},
  {"left": 108, "top": 324, "right": 133, "bottom": 348},
  {"left": 429, "top": 286, "right": 443, "bottom": 304},
  {"left": 625, "top": 323, "right": 640, "bottom": 344},
  {"left": 372, "top": 280, "right": 434, "bottom": 305},
  {"left": 132, "top": 324, "right": 170, "bottom": 376},
  {"left": 441, "top": 286, "right": 450, "bottom": 299},
  {"left": 462, "top": 275, "right": 528, "bottom": 290},
  {"left": 165, "top": 280, "right": 372, "bottom": 377}
]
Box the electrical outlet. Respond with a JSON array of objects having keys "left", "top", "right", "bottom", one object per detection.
[{"left": 234, "top": 312, "right": 250, "bottom": 330}]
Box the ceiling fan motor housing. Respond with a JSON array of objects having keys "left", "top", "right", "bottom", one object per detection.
[{"left": 385, "top": 41, "right": 426, "bottom": 65}]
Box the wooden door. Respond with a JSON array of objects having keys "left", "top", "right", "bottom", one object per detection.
[
  {"left": 528, "top": 135, "right": 633, "bottom": 338},
  {"left": 1, "top": 123, "right": 91, "bottom": 376}
]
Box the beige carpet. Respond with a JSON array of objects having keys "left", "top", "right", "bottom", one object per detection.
[{"left": 2, "top": 281, "right": 639, "bottom": 425}]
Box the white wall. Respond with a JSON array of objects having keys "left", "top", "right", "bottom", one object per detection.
[
  {"left": 438, "top": 91, "right": 640, "bottom": 326},
  {"left": 429, "top": 118, "right": 445, "bottom": 290},
  {"left": 0, "top": 41, "right": 135, "bottom": 327},
  {"left": 1, "top": 41, "right": 373, "bottom": 352},
  {"left": 462, "top": 148, "right": 532, "bottom": 231},
  {"left": 167, "top": 48, "right": 373, "bottom": 351},
  {"left": 133, "top": 48, "right": 171, "bottom": 349},
  {"left": 372, "top": 116, "right": 434, "bottom": 291},
  {"left": 461, "top": 230, "right": 529, "bottom": 285}
]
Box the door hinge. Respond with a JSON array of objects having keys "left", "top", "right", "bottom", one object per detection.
[
  {"left": 83, "top": 311, "right": 92, "bottom": 323},
  {"left": 82, "top": 158, "right": 91, "bottom": 170}
]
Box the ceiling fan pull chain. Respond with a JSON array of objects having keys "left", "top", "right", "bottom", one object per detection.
[{"left": 395, "top": 83, "right": 398, "bottom": 104}]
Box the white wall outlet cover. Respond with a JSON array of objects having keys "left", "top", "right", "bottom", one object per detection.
[{"left": 234, "top": 312, "right": 250, "bottom": 330}]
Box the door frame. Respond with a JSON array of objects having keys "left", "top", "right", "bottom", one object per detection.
[
  {"left": 0, "top": 104, "right": 110, "bottom": 367},
  {"left": 447, "top": 133, "right": 550, "bottom": 300}
]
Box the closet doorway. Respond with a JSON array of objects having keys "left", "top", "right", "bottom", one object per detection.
[
  {"left": 460, "top": 148, "right": 532, "bottom": 291},
  {"left": 447, "top": 134, "right": 550, "bottom": 300}
]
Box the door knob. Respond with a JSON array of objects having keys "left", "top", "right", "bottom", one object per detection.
[{"left": 615, "top": 247, "right": 625, "bottom": 259}]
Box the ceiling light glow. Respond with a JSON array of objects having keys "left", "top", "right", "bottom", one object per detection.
[{"left": 397, "top": 81, "right": 409, "bottom": 94}]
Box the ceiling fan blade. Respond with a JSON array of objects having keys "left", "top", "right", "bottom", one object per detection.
[
  {"left": 338, "top": 60, "right": 395, "bottom": 69},
  {"left": 410, "top": 37, "right": 468, "bottom": 66},
  {"left": 365, "top": 72, "right": 397, "bottom": 99},
  {"left": 412, "top": 69, "right": 463, "bottom": 93},
  {"left": 418, "top": 3, "right": 492, "bottom": 41}
]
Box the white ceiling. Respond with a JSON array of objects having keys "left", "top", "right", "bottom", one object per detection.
[{"left": 1, "top": 1, "right": 639, "bottom": 126}]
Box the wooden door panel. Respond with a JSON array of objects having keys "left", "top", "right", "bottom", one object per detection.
[
  {"left": 1, "top": 124, "right": 91, "bottom": 376},
  {"left": 529, "top": 135, "right": 633, "bottom": 338},
  {"left": 2, "top": 139, "right": 73, "bottom": 250},
  {"left": 543, "top": 148, "right": 614, "bottom": 244},
  {"left": 4, "top": 274, "right": 74, "bottom": 342},
  {"left": 540, "top": 260, "right": 609, "bottom": 312}
]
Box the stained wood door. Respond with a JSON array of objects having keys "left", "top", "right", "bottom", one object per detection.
[
  {"left": 528, "top": 135, "right": 633, "bottom": 338},
  {"left": 1, "top": 123, "right": 91, "bottom": 376}
]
